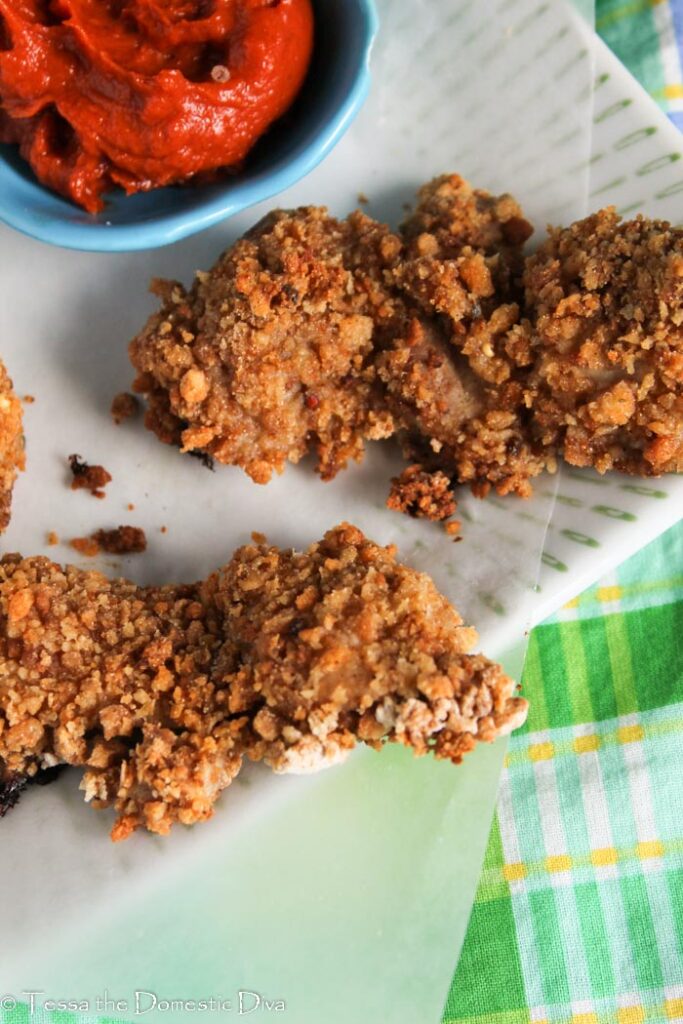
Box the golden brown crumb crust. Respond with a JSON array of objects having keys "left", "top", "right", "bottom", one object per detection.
[
  {"left": 379, "top": 174, "right": 547, "bottom": 498},
  {"left": 387, "top": 464, "right": 457, "bottom": 521},
  {"left": 523, "top": 208, "right": 683, "bottom": 475},
  {"left": 0, "top": 524, "right": 526, "bottom": 840},
  {"left": 0, "top": 359, "right": 24, "bottom": 531},
  {"left": 130, "top": 208, "right": 401, "bottom": 483},
  {"left": 128, "top": 174, "right": 683, "bottom": 508}
]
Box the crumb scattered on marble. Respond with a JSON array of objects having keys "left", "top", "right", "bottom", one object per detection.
[
  {"left": 94, "top": 526, "right": 147, "bottom": 555},
  {"left": 111, "top": 392, "right": 139, "bottom": 425},
  {"left": 70, "top": 535, "right": 100, "bottom": 558},
  {"left": 68, "top": 454, "right": 112, "bottom": 499}
]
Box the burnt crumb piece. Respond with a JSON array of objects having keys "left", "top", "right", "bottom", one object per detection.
[
  {"left": 94, "top": 526, "right": 147, "bottom": 555},
  {"left": 387, "top": 464, "right": 457, "bottom": 521},
  {"left": 0, "top": 765, "right": 65, "bottom": 819},
  {"left": 187, "top": 449, "right": 215, "bottom": 471},
  {"left": 0, "top": 772, "right": 28, "bottom": 817},
  {"left": 111, "top": 392, "right": 139, "bottom": 425},
  {"left": 33, "top": 765, "right": 65, "bottom": 786},
  {"left": 68, "top": 454, "right": 112, "bottom": 499}
]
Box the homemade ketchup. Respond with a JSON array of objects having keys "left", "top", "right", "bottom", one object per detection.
[{"left": 0, "top": 0, "right": 314, "bottom": 212}]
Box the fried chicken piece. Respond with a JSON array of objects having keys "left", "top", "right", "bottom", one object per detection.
[
  {"left": 0, "top": 358, "right": 25, "bottom": 531},
  {"left": 523, "top": 208, "right": 683, "bottom": 475},
  {"left": 130, "top": 208, "right": 402, "bottom": 483},
  {"left": 0, "top": 524, "right": 527, "bottom": 840},
  {"left": 0, "top": 555, "right": 242, "bottom": 839},
  {"left": 201, "top": 523, "right": 527, "bottom": 775},
  {"left": 379, "top": 177, "right": 547, "bottom": 498}
]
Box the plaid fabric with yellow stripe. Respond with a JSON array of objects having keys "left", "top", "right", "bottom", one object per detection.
[
  {"left": 443, "top": 519, "right": 683, "bottom": 1023},
  {"left": 598, "top": 0, "right": 683, "bottom": 131}
]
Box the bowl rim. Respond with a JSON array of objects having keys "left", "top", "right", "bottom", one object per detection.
[{"left": 0, "top": 0, "right": 379, "bottom": 253}]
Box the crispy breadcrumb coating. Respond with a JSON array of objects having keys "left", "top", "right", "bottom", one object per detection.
[
  {"left": 130, "top": 208, "right": 401, "bottom": 483},
  {"left": 387, "top": 464, "right": 457, "bottom": 521},
  {"left": 523, "top": 208, "right": 683, "bottom": 475},
  {"left": 0, "top": 524, "right": 526, "bottom": 840},
  {"left": 0, "top": 358, "right": 25, "bottom": 531},
  {"left": 380, "top": 175, "right": 547, "bottom": 498},
  {"left": 401, "top": 173, "right": 535, "bottom": 268},
  {"left": 128, "top": 175, "right": 683, "bottom": 509}
]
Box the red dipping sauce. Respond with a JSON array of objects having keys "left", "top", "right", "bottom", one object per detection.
[{"left": 0, "top": 0, "right": 314, "bottom": 212}]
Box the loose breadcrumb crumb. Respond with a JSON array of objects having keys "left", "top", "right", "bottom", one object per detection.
[
  {"left": 46, "top": 531, "right": 59, "bottom": 546},
  {"left": 70, "top": 536, "right": 100, "bottom": 558},
  {"left": 68, "top": 455, "right": 112, "bottom": 499},
  {"left": 387, "top": 464, "right": 457, "bottom": 521},
  {"left": 93, "top": 526, "right": 147, "bottom": 555},
  {"left": 111, "top": 392, "right": 139, "bottom": 425}
]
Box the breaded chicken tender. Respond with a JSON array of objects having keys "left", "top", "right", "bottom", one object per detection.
[
  {"left": 0, "top": 524, "right": 527, "bottom": 840},
  {"left": 523, "top": 208, "right": 683, "bottom": 475},
  {"left": 379, "top": 175, "right": 547, "bottom": 498},
  {"left": 130, "top": 208, "right": 401, "bottom": 483},
  {"left": 0, "top": 358, "right": 25, "bottom": 531}
]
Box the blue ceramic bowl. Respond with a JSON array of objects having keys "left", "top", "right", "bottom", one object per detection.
[{"left": 0, "top": 0, "right": 378, "bottom": 252}]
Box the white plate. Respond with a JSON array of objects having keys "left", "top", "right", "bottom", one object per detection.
[{"left": 2, "top": 4, "right": 682, "bottom": 1023}]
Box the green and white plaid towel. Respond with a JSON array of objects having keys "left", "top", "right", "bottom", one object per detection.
[
  {"left": 444, "top": 522, "right": 683, "bottom": 1023},
  {"left": 443, "top": 11, "right": 683, "bottom": 1021},
  {"left": 598, "top": 0, "right": 683, "bottom": 133}
]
